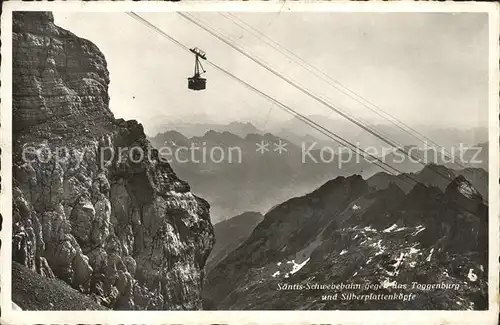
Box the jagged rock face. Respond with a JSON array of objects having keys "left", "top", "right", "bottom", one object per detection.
[
  {"left": 12, "top": 12, "right": 214, "bottom": 310},
  {"left": 204, "top": 173, "right": 488, "bottom": 310}
]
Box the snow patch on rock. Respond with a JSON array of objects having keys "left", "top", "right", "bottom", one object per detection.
[
  {"left": 382, "top": 224, "right": 407, "bottom": 233},
  {"left": 426, "top": 248, "right": 434, "bottom": 262},
  {"left": 467, "top": 269, "right": 477, "bottom": 282},
  {"left": 290, "top": 258, "right": 311, "bottom": 275},
  {"left": 412, "top": 225, "right": 426, "bottom": 236},
  {"left": 458, "top": 181, "right": 478, "bottom": 199}
]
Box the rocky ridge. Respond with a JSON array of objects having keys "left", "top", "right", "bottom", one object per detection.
[
  {"left": 12, "top": 12, "right": 214, "bottom": 310},
  {"left": 204, "top": 171, "right": 488, "bottom": 310}
]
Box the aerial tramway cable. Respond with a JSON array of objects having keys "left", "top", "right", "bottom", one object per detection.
[
  {"left": 126, "top": 12, "right": 410, "bottom": 179},
  {"left": 126, "top": 12, "right": 433, "bottom": 181},
  {"left": 215, "top": 13, "right": 489, "bottom": 206},
  {"left": 128, "top": 11, "right": 429, "bottom": 179},
  {"left": 218, "top": 12, "right": 406, "bottom": 151},
  {"left": 177, "top": 12, "right": 468, "bottom": 188},
  {"left": 220, "top": 12, "right": 464, "bottom": 169},
  {"left": 126, "top": 12, "right": 488, "bottom": 211},
  {"left": 127, "top": 12, "right": 489, "bottom": 218},
  {"left": 188, "top": 13, "right": 406, "bottom": 153},
  {"left": 193, "top": 14, "right": 426, "bottom": 171}
]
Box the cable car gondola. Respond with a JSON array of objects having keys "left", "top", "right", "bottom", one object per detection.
[{"left": 188, "top": 47, "right": 207, "bottom": 91}]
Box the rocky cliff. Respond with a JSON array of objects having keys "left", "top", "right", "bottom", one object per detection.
[{"left": 12, "top": 12, "right": 214, "bottom": 310}]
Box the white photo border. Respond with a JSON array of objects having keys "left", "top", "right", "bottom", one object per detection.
[{"left": 1, "top": 1, "right": 498, "bottom": 324}]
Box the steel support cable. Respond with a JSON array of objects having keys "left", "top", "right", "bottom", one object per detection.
[
  {"left": 186, "top": 12, "right": 489, "bottom": 207},
  {"left": 222, "top": 12, "right": 472, "bottom": 173},
  {"left": 191, "top": 12, "right": 411, "bottom": 155},
  {"left": 212, "top": 68, "right": 411, "bottom": 179},
  {"left": 219, "top": 12, "right": 402, "bottom": 147},
  {"left": 222, "top": 12, "right": 464, "bottom": 169},
  {"left": 127, "top": 12, "right": 488, "bottom": 213},
  {"left": 179, "top": 12, "right": 464, "bottom": 186},
  {"left": 193, "top": 12, "right": 430, "bottom": 169},
  {"left": 126, "top": 12, "right": 412, "bottom": 180}
]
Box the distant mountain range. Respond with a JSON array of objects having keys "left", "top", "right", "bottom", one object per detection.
[
  {"left": 149, "top": 130, "right": 379, "bottom": 222},
  {"left": 270, "top": 115, "right": 489, "bottom": 150},
  {"left": 149, "top": 118, "right": 488, "bottom": 152},
  {"left": 150, "top": 121, "right": 264, "bottom": 138},
  {"left": 203, "top": 164, "right": 488, "bottom": 310},
  {"left": 149, "top": 123, "right": 488, "bottom": 223}
]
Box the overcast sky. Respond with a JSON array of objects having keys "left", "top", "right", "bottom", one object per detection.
[{"left": 54, "top": 12, "right": 489, "bottom": 135}]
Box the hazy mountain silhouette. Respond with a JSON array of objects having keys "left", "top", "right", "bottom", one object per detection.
[
  {"left": 270, "top": 115, "right": 488, "bottom": 151},
  {"left": 149, "top": 129, "right": 385, "bottom": 222},
  {"left": 150, "top": 121, "right": 263, "bottom": 138},
  {"left": 150, "top": 126, "right": 487, "bottom": 223}
]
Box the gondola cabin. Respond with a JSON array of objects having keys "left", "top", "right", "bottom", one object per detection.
[
  {"left": 188, "top": 76, "right": 206, "bottom": 90},
  {"left": 188, "top": 47, "right": 207, "bottom": 91}
]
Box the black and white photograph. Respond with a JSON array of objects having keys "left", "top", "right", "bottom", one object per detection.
[{"left": 1, "top": 1, "right": 499, "bottom": 324}]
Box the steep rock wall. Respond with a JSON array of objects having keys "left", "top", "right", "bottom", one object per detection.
[{"left": 12, "top": 12, "right": 214, "bottom": 310}]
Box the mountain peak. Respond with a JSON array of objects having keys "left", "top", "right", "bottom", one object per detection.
[
  {"left": 228, "top": 121, "right": 256, "bottom": 128},
  {"left": 201, "top": 129, "right": 243, "bottom": 141},
  {"left": 419, "top": 163, "right": 455, "bottom": 178},
  {"left": 204, "top": 129, "right": 221, "bottom": 137},
  {"left": 225, "top": 121, "right": 262, "bottom": 137},
  {"left": 406, "top": 182, "right": 443, "bottom": 203},
  {"left": 158, "top": 129, "right": 186, "bottom": 138},
  {"left": 312, "top": 174, "right": 366, "bottom": 197},
  {"left": 386, "top": 181, "right": 406, "bottom": 197}
]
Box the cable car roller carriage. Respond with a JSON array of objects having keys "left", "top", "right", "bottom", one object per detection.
[{"left": 188, "top": 47, "right": 207, "bottom": 91}]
